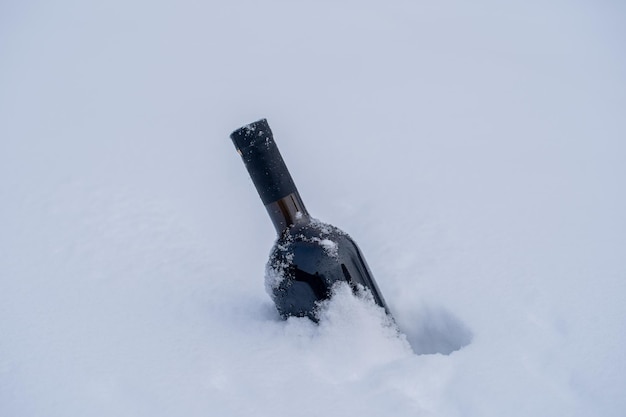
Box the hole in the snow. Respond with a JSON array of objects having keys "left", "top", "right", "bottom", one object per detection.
[{"left": 397, "top": 304, "right": 473, "bottom": 355}]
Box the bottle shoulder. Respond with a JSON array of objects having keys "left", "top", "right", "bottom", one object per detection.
[
  {"left": 273, "top": 218, "right": 356, "bottom": 253},
  {"left": 270, "top": 218, "right": 365, "bottom": 274}
]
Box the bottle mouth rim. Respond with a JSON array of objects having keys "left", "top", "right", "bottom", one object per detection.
[{"left": 230, "top": 118, "right": 271, "bottom": 150}]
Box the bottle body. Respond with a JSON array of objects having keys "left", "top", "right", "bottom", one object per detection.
[
  {"left": 230, "top": 118, "right": 390, "bottom": 321},
  {"left": 266, "top": 217, "right": 388, "bottom": 321}
]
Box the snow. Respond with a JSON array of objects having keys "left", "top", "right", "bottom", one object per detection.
[
  {"left": 318, "top": 238, "right": 338, "bottom": 257},
  {"left": 1, "top": 0, "right": 625, "bottom": 416}
]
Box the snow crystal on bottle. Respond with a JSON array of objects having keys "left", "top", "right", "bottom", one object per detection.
[{"left": 265, "top": 232, "right": 294, "bottom": 295}]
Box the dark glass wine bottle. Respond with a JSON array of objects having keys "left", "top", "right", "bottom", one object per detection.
[{"left": 230, "top": 118, "right": 390, "bottom": 321}]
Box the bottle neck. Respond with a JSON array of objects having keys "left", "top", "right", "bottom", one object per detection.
[
  {"left": 265, "top": 192, "right": 310, "bottom": 234},
  {"left": 230, "top": 119, "right": 309, "bottom": 234}
]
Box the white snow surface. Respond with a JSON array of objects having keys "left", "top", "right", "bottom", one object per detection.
[{"left": 1, "top": 1, "right": 625, "bottom": 416}]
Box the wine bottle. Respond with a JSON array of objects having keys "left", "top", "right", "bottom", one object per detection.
[{"left": 230, "top": 118, "right": 390, "bottom": 321}]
